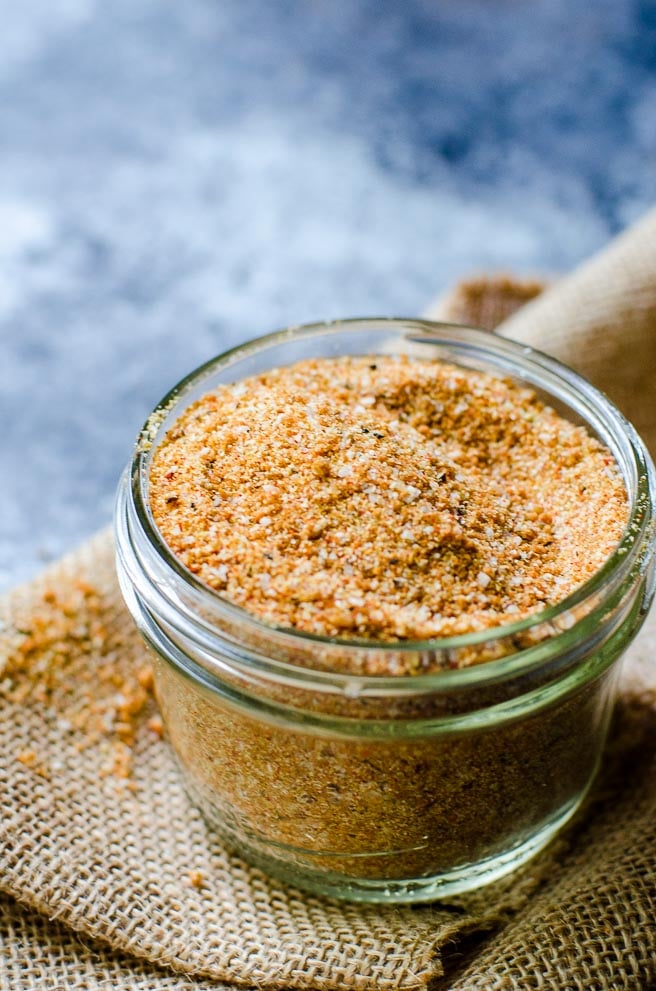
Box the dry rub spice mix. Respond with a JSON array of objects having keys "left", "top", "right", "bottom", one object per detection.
[
  {"left": 149, "top": 355, "right": 628, "bottom": 663},
  {"left": 144, "top": 354, "right": 630, "bottom": 884}
]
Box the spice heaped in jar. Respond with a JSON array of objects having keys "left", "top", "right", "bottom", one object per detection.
[{"left": 115, "top": 319, "right": 656, "bottom": 903}]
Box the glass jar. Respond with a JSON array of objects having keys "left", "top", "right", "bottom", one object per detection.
[{"left": 114, "top": 319, "right": 656, "bottom": 903}]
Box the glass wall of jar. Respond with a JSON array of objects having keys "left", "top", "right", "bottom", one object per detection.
[{"left": 115, "top": 320, "right": 656, "bottom": 903}]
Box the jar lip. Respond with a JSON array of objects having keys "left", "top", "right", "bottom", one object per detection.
[{"left": 128, "top": 317, "right": 656, "bottom": 668}]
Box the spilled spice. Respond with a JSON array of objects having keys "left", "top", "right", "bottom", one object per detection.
[
  {"left": 188, "top": 870, "right": 205, "bottom": 889},
  {"left": 15, "top": 748, "right": 49, "bottom": 778},
  {"left": 0, "top": 579, "right": 157, "bottom": 779}
]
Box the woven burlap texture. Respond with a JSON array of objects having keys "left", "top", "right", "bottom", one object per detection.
[{"left": 1, "top": 207, "right": 655, "bottom": 990}]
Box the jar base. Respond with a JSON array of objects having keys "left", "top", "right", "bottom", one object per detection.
[{"left": 193, "top": 789, "right": 584, "bottom": 904}]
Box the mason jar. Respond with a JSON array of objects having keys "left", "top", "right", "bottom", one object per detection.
[{"left": 114, "top": 319, "right": 656, "bottom": 903}]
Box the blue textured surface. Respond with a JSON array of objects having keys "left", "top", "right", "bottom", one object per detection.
[{"left": 2, "top": 0, "right": 655, "bottom": 589}]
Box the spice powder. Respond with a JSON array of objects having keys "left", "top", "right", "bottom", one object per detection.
[{"left": 149, "top": 355, "right": 627, "bottom": 660}]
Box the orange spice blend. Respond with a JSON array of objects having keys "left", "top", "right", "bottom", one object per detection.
[
  {"left": 143, "top": 354, "right": 634, "bottom": 887},
  {"left": 149, "top": 355, "right": 628, "bottom": 657},
  {"left": 0, "top": 580, "right": 159, "bottom": 780}
]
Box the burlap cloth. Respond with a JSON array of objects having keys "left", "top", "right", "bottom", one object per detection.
[{"left": 1, "top": 211, "right": 655, "bottom": 991}]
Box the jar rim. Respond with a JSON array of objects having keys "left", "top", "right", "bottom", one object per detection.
[{"left": 125, "top": 317, "right": 655, "bottom": 684}]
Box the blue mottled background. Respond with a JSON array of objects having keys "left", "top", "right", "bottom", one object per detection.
[{"left": 2, "top": 0, "right": 655, "bottom": 589}]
